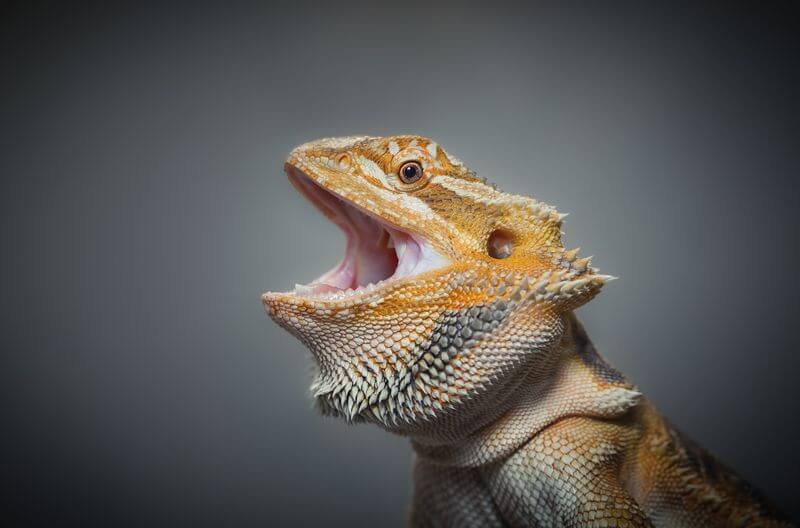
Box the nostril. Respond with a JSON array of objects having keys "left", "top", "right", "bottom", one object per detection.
[
  {"left": 487, "top": 229, "right": 515, "bottom": 259},
  {"left": 336, "top": 153, "right": 351, "bottom": 170}
]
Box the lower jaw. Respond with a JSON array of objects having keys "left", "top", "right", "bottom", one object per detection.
[{"left": 293, "top": 280, "right": 390, "bottom": 300}]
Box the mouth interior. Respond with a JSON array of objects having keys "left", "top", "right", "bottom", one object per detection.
[{"left": 286, "top": 165, "right": 445, "bottom": 298}]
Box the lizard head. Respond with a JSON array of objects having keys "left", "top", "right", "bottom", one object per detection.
[{"left": 262, "top": 135, "right": 614, "bottom": 441}]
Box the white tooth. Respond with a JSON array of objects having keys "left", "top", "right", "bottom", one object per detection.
[
  {"left": 386, "top": 236, "right": 394, "bottom": 249},
  {"left": 395, "top": 238, "right": 407, "bottom": 260}
]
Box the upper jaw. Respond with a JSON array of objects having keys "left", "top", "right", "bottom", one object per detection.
[{"left": 262, "top": 158, "right": 450, "bottom": 306}]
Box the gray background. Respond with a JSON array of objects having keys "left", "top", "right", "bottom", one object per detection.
[{"left": 2, "top": 2, "right": 798, "bottom": 526}]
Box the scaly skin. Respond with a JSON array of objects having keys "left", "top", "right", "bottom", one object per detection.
[{"left": 262, "top": 135, "right": 792, "bottom": 527}]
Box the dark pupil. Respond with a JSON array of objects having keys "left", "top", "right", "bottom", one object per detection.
[{"left": 403, "top": 164, "right": 419, "bottom": 181}]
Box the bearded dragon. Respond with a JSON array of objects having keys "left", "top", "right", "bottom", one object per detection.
[{"left": 262, "top": 135, "right": 792, "bottom": 527}]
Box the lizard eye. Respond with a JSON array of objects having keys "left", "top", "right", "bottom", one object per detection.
[{"left": 398, "top": 161, "right": 423, "bottom": 184}]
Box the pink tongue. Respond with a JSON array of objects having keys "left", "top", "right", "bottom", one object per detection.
[
  {"left": 304, "top": 205, "right": 396, "bottom": 293},
  {"left": 307, "top": 234, "right": 356, "bottom": 292},
  {"left": 344, "top": 204, "right": 396, "bottom": 287}
]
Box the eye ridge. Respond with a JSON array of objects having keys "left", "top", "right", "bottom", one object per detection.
[{"left": 398, "top": 161, "right": 423, "bottom": 184}]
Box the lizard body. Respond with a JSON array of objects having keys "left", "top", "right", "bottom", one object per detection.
[{"left": 262, "top": 135, "right": 791, "bottom": 527}]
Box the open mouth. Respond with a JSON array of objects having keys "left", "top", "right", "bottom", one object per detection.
[{"left": 283, "top": 164, "right": 449, "bottom": 301}]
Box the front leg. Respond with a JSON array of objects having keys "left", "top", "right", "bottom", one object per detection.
[
  {"left": 410, "top": 455, "right": 506, "bottom": 528},
  {"left": 483, "top": 416, "right": 652, "bottom": 528}
]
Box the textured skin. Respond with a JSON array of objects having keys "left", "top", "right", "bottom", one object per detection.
[{"left": 263, "top": 135, "right": 792, "bottom": 527}]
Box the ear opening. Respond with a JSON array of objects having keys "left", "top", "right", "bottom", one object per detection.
[{"left": 487, "top": 229, "right": 515, "bottom": 259}]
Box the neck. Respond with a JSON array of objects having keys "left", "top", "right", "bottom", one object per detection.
[{"left": 411, "top": 313, "right": 641, "bottom": 468}]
